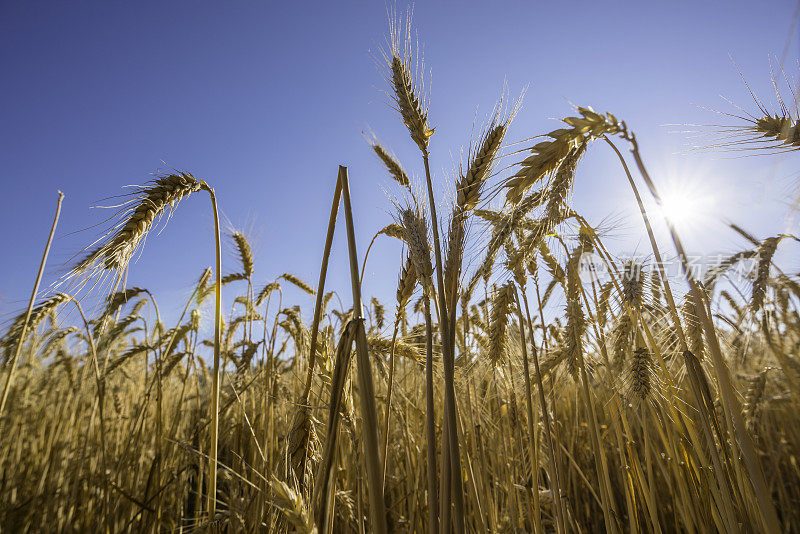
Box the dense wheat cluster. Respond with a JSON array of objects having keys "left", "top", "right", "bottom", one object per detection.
[{"left": 2, "top": 13, "right": 800, "bottom": 534}]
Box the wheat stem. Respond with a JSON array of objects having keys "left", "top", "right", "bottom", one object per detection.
[
  {"left": 203, "top": 183, "right": 223, "bottom": 523},
  {"left": 514, "top": 286, "right": 566, "bottom": 534},
  {"left": 603, "top": 136, "right": 688, "bottom": 352},
  {"left": 0, "top": 191, "right": 64, "bottom": 418},
  {"left": 339, "top": 166, "right": 388, "bottom": 534}
]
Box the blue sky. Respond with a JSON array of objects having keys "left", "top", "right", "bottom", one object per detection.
[{"left": 1, "top": 1, "right": 799, "bottom": 322}]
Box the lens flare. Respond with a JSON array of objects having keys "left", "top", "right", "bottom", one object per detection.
[{"left": 656, "top": 177, "right": 715, "bottom": 229}]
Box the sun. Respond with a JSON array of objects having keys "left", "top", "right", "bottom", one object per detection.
[
  {"left": 660, "top": 189, "right": 702, "bottom": 226},
  {"left": 655, "top": 177, "right": 714, "bottom": 229}
]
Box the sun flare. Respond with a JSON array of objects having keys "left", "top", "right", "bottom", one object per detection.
[{"left": 656, "top": 177, "right": 714, "bottom": 228}]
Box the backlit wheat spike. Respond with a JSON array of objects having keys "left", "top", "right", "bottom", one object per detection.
[
  {"left": 755, "top": 115, "right": 800, "bottom": 147},
  {"left": 630, "top": 347, "right": 653, "bottom": 400},
  {"left": 465, "top": 245, "right": 497, "bottom": 301},
  {"left": 379, "top": 223, "right": 407, "bottom": 242},
  {"left": 74, "top": 172, "right": 204, "bottom": 274},
  {"left": 321, "top": 291, "right": 335, "bottom": 312},
  {"left": 401, "top": 206, "right": 434, "bottom": 295},
  {"left": 367, "top": 335, "right": 421, "bottom": 362},
  {"left": 612, "top": 314, "right": 633, "bottom": 368},
  {"left": 195, "top": 267, "right": 214, "bottom": 305},
  {"left": 597, "top": 281, "right": 613, "bottom": 329},
  {"left": 444, "top": 211, "right": 466, "bottom": 302},
  {"left": 488, "top": 282, "right": 514, "bottom": 365},
  {"left": 539, "top": 241, "right": 565, "bottom": 286},
  {"left": 222, "top": 273, "right": 247, "bottom": 285},
  {"left": 483, "top": 189, "right": 548, "bottom": 269},
  {"left": 232, "top": 232, "right": 254, "bottom": 278},
  {"left": 370, "top": 140, "right": 411, "bottom": 189},
  {"left": 389, "top": 54, "right": 433, "bottom": 153},
  {"left": 505, "top": 133, "right": 579, "bottom": 203},
  {"left": 371, "top": 297, "right": 385, "bottom": 330},
  {"left": 752, "top": 236, "right": 781, "bottom": 312},
  {"left": 286, "top": 403, "right": 312, "bottom": 489},
  {"left": 281, "top": 273, "right": 316, "bottom": 295},
  {"left": 743, "top": 368, "right": 769, "bottom": 432},
  {"left": 564, "top": 247, "right": 586, "bottom": 378},
  {"left": 706, "top": 68, "right": 800, "bottom": 154},
  {"left": 190, "top": 308, "right": 201, "bottom": 329},
  {"left": 456, "top": 121, "right": 508, "bottom": 211},
  {"left": 504, "top": 242, "right": 526, "bottom": 289},
  {"left": 40, "top": 327, "right": 78, "bottom": 357},
  {"left": 505, "top": 107, "right": 625, "bottom": 202},
  {"left": 704, "top": 250, "right": 757, "bottom": 294},
  {"left": 621, "top": 260, "right": 644, "bottom": 311},
  {"left": 723, "top": 112, "right": 800, "bottom": 152},
  {"left": 650, "top": 268, "right": 663, "bottom": 305},
  {"left": 2, "top": 293, "right": 69, "bottom": 361},
  {"left": 544, "top": 143, "right": 587, "bottom": 227},
  {"left": 269, "top": 478, "right": 317, "bottom": 534},
  {"left": 474, "top": 209, "right": 505, "bottom": 226},
  {"left": 255, "top": 281, "right": 280, "bottom": 307},
  {"left": 104, "top": 287, "right": 147, "bottom": 317},
  {"left": 396, "top": 254, "right": 417, "bottom": 307},
  {"left": 681, "top": 297, "right": 704, "bottom": 358}
]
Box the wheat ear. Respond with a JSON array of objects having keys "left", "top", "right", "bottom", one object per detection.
[
  {"left": 232, "top": 231, "right": 255, "bottom": 278},
  {"left": 74, "top": 172, "right": 203, "bottom": 275}
]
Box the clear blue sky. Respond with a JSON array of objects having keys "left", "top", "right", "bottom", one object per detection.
[{"left": 1, "top": 1, "right": 799, "bottom": 322}]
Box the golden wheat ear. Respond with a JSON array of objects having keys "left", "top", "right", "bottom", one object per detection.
[
  {"left": 383, "top": 9, "right": 434, "bottom": 155},
  {"left": 751, "top": 235, "right": 784, "bottom": 312},
  {"left": 280, "top": 273, "right": 316, "bottom": 295},
  {"left": 71, "top": 172, "right": 204, "bottom": 279},
  {"left": 400, "top": 204, "right": 434, "bottom": 296},
  {"left": 1, "top": 293, "right": 69, "bottom": 361},
  {"left": 368, "top": 135, "right": 412, "bottom": 189},
  {"left": 629, "top": 347, "right": 654, "bottom": 402},
  {"left": 456, "top": 120, "right": 507, "bottom": 212},
  {"left": 505, "top": 107, "right": 626, "bottom": 203},
  {"left": 698, "top": 62, "right": 800, "bottom": 153},
  {"left": 488, "top": 282, "right": 513, "bottom": 366},
  {"left": 231, "top": 231, "right": 254, "bottom": 278}
]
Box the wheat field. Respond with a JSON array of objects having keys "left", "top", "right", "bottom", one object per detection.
[{"left": 1, "top": 12, "right": 800, "bottom": 534}]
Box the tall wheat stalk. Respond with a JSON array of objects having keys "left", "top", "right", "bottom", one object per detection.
[
  {"left": 340, "top": 166, "right": 388, "bottom": 534},
  {"left": 202, "top": 180, "right": 224, "bottom": 523},
  {"left": 0, "top": 191, "right": 64, "bottom": 417}
]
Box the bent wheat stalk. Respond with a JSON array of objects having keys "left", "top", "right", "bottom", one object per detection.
[{"left": 203, "top": 181, "right": 224, "bottom": 522}]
